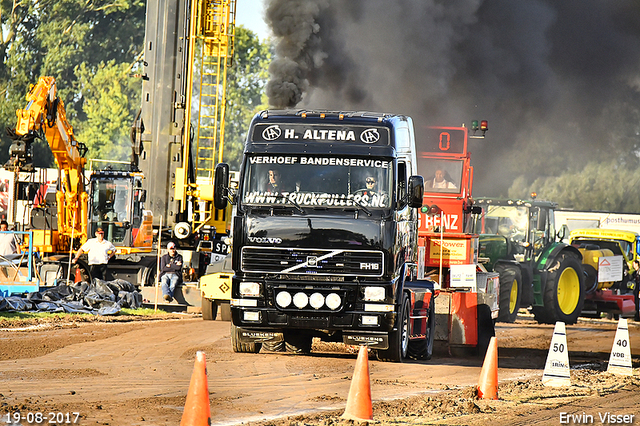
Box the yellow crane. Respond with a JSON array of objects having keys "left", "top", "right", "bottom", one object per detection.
[
  {"left": 131, "top": 0, "right": 237, "bottom": 314},
  {"left": 174, "top": 0, "right": 237, "bottom": 240}
]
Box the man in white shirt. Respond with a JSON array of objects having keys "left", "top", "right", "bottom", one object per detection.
[
  {"left": 72, "top": 227, "right": 116, "bottom": 281},
  {"left": 430, "top": 169, "right": 457, "bottom": 189},
  {"left": 0, "top": 220, "right": 17, "bottom": 256}
]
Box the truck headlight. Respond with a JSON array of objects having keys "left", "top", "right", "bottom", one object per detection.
[
  {"left": 239, "top": 282, "right": 261, "bottom": 297},
  {"left": 276, "top": 291, "right": 292, "bottom": 308},
  {"left": 309, "top": 292, "right": 325, "bottom": 309},
  {"left": 364, "top": 286, "right": 385, "bottom": 301},
  {"left": 361, "top": 315, "right": 379, "bottom": 325},
  {"left": 293, "top": 292, "right": 309, "bottom": 308},
  {"left": 325, "top": 293, "right": 341, "bottom": 310},
  {"left": 243, "top": 311, "right": 260, "bottom": 321}
]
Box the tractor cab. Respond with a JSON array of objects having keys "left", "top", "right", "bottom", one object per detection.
[
  {"left": 473, "top": 198, "right": 558, "bottom": 269},
  {"left": 88, "top": 171, "right": 153, "bottom": 253}
]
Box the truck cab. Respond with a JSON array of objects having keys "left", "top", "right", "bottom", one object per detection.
[{"left": 215, "top": 110, "right": 427, "bottom": 362}]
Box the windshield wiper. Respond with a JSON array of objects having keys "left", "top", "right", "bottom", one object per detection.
[
  {"left": 348, "top": 198, "right": 372, "bottom": 217},
  {"left": 271, "top": 194, "right": 305, "bottom": 214}
]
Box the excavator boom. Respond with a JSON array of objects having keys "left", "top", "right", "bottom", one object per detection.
[{"left": 6, "top": 76, "right": 89, "bottom": 250}]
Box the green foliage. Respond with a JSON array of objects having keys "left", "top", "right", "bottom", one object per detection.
[
  {"left": 75, "top": 61, "right": 141, "bottom": 161},
  {"left": 0, "top": 308, "right": 170, "bottom": 323},
  {"left": 0, "top": 0, "right": 145, "bottom": 167},
  {"left": 223, "top": 26, "right": 272, "bottom": 169},
  {"left": 0, "top": 12, "right": 271, "bottom": 170},
  {"left": 509, "top": 160, "right": 640, "bottom": 212},
  {"left": 0, "top": 312, "right": 91, "bottom": 320}
]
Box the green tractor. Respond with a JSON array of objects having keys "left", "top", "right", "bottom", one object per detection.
[{"left": 473, "top": 198, "right": 585, "bottom": 324}]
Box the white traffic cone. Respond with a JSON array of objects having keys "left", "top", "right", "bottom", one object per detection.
[
  {"left": 607, "top": 318, "right": 633, "bottom": 376},
  {"left": 542, "top": 321, "right": 571, "bottom": 387}
]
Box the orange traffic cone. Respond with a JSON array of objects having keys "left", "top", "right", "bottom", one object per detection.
[
  {"left": 477, "top": 336, "right": 498, "bottom": 399},
  {"left": 342, "top": 346, "right": 373, "bottom": 421},
  {"left": 74, "top": 267, "right": 82, "bottom": 283},
  {"left": 180, "top": 351, "right": 211, "bottom": 426}
]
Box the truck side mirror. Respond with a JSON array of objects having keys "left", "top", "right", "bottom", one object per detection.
[
  {"left": 214, "top": 163, "right": 229, "bottom": 210},
  {"left": 407, "top": 175, "right": 423, "bottom": 208},
  {"left": 537, "top": 208, "right": 547, "bottom": 231}
]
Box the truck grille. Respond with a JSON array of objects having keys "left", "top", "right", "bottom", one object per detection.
[{"left": 241, "top": 246, "right": 384, "bottom": 277}]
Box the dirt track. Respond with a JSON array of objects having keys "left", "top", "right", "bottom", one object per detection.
[{"left": 0, "top": 314, "right": 638, "bottom": 425}]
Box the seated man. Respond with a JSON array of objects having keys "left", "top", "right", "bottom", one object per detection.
[
  {"left": 353, "top": 174, "right": 390, "bottom": 207},
  {"left": 265, "top": 168, "right": 286, "bottom": 193},
  {"left": 428, "top": 168, "right": 457, "bottom": 190},
  {"left": 160, "top": 242, "right": 183, "bottom": 302},
  {"left": 355, "top": 175, "right": 381, "bottom": 197}
]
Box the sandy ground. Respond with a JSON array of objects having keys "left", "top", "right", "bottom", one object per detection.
[{"left": 0, "top": 313, "right": 638, "bottom": 425}]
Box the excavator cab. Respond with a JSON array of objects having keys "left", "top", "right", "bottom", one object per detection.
[{"left": 88, "top": 171, "right": 153, "bottom": 252}]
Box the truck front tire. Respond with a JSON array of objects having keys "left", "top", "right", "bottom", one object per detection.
[
  {"left": 231, "top": 324, "right": 262, "bottom": 353},
  {"left": 534, "top": 252, "right": 585, "bottom": 324},
  {"left": 377, "top": 293, "right": 409, "bottom": 362},
  {"left": 495, "top": 264, "right": 522, "bottom": 323}
]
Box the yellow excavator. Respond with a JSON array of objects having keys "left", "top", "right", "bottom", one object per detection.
[{"left": 5, "top": 76, "right": 153, "bottom": 284}]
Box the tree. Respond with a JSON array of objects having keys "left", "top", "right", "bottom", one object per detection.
[
  {"left": 0, "top": 0, "right": 145, "bottom": 167},
  {"left": 223, "top": 26, "right": 272, "bottom": 169},
  {"left": 74, "top": 60, "right": 141, "bottom": 162},
  {"left": 509, "top": 160, "right": 640, "bottom": 213}
]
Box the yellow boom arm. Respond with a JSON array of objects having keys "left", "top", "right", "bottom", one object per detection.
[{"left": 7, "top": 76, "right": 88, "bottom": 248}]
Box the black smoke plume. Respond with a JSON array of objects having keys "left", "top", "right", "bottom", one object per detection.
[{"left": 265, "top": 0, "right": 640, "bottom": 197}]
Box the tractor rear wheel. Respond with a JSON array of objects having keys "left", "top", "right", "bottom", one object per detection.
[
  {"left": 495, "top": 264, "right": 522, "bottom": 323},
  {"left": 534, "top": 252, "right": 585, "bottom": 324}
]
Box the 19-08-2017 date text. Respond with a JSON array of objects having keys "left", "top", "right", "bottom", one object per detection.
[{"left": 3, "top": 412, "right": 80, "bottom": 424}]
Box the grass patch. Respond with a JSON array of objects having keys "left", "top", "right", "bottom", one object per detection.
[
  {"left": 0, "top": 311, "right": 93, "bottom": 320},
  {"left": 0, "top": 308, "right": 172, "bottom": 325},
  {"left": 120, "top": 307, "right": 170, "bottom": 316}
]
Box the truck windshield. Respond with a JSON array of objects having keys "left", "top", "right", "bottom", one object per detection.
[{"left": 241, "top": 155, "right": 393, "bottom": 209}]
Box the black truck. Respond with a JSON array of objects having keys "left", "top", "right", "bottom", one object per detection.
[{"left": 214, "top": 110, "right": 438, "bottom": 362}]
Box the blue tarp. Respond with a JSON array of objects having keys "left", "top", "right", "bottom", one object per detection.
[{"left": 0, "top": 279, "right": 143, "bottom": 315}]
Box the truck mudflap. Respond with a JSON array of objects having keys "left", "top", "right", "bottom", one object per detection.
[
  {"left": 235, "top": 329, "right": 284, "bottom": 344},
  {"left": 343, "top": 334, "right": 389, "bottom": 349},
  {"left": 433, "top": 272, "right": 499, "bottom": 347}
]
